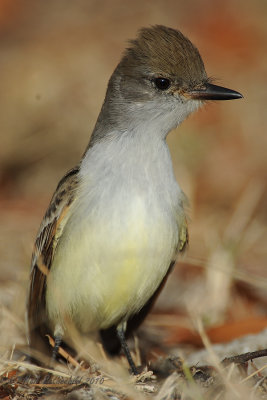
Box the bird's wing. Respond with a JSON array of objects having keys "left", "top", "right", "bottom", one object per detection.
[
  {"left": 27, "top": 166, "right": 80, "bottom": 355},
  {"left": 177, "top": 213, "right": 189, "bottom": 253}
]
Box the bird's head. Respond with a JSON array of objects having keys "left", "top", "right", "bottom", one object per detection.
[{"left": 95, "top": 25, "right": 242, "bottom": 139}]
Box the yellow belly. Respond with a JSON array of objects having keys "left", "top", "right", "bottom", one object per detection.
[{"left": 46, "top": 198, "right": 179, "bottom": 333}]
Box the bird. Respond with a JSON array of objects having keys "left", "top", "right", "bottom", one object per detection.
[{"left": 27, "top": 25, "right": 242, "bottom": 374}]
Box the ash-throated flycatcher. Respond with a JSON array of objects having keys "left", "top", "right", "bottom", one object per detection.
[{"left": 27, "top": 25, "right": 242, "bottom": 374}]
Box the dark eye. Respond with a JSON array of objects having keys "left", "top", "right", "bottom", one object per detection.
[{"left": 153, "top": 77, "right": 171, "bottom": 90}]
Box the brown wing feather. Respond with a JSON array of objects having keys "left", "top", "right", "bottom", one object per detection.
[{"left": 27, "top": 166, "right": 79, "bottom": 358}]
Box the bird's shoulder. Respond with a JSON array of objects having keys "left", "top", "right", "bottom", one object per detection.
[
  {"left": 30, "top": 165, "right": 80, "bottom": 280},
  {"left": 177, "top": 214, "right": 188, "bottom": 252},
  {"left": 175, "top": 192, "right": 189, "bottom": 253}
]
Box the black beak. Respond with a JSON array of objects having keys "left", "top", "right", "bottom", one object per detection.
[{"left": 189, "top": 83, "right": 243, "bottom": 101}]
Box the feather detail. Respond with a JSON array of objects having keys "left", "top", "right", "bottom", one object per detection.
[{"left": 27, "top": 166, "right": 80, "bottom": 356}]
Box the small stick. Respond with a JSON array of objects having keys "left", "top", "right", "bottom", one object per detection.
[
  {"left": 47, "top": 335, "right": 83, "bottom": 369},
  {"left": 222, "top": 349, "right": 267, "bottom": 366}
]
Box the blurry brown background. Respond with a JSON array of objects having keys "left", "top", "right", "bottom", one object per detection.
[{"left": 0, "top": 0, "right": 266, "bottom": 352}]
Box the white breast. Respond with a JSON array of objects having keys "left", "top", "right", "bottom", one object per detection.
[{"left": 46, "top": 133, "right": 185, "bottom": 334}]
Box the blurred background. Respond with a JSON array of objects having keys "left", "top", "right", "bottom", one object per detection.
[{"left": 0, "top": 0, "right": 266, "bottom": 357}]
